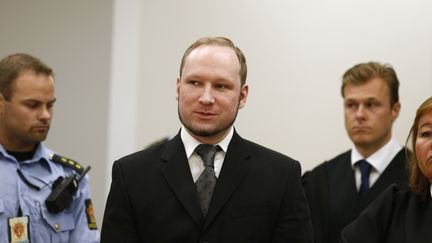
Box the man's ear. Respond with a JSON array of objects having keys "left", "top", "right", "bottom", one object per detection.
[
  {"left": 176, "top": 77, "right": 180, "bottom": 100},
  {"left": 238, "top": 84, "right": 249, "bottom": 109},
  {"left": 391, "top": 101, "right": 401, "bottom": 122}
]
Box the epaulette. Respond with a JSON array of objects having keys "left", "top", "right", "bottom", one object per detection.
[{"left": 50, "top": 154, "right": 84, "bottom": 174}]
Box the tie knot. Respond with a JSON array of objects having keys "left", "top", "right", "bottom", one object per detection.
[
  {"left": 356, "top": 160, "right": 372, "bottom": 177},
  {"left": 195, "top": 144, "right": 220, "bottom": 168}
]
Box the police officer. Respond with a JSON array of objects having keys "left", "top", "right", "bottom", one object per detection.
[{"left": 0, "top": 53, "right": 99, "bottom": 242}]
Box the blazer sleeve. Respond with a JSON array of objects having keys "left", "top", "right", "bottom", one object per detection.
[
  {"left": 101, "top": 160, "right": 139, "bottom": 243},
  {"left": 272, "top": 160, "right": 314, "bottom": 243}
]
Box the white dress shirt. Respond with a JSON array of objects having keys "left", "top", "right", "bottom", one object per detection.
[
  {"left": 351, "top": 137, "right": 403, "bottom": 191},
  {"left": 180, "top": 125, "right": 233, "bottom": 182}
]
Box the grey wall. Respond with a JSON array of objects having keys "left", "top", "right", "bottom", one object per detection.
[
  {"left": 138, "top": 0, "right": 432, "bottom": 172},
  {"left": 0, "top": 0, "right": 113, "bottom": 226}
]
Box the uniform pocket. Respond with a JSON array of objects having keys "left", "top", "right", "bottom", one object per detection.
[
  {"left": 40, "top": 205, "right": 75, "bottom": 232},
  {"left": 40, "top": 204, "right": 76, "bottom": 243}
]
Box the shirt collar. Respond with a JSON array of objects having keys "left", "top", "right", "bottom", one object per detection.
[
  {"left": 181, "top": 125, "right": 233, "bottom": 158},
  {"left": 33, "top": 143, "right": 52, "bottom": 162},
  {"left": 351, "top": 136, "right": 402, "bottom": 173},
  {"left": 0, "top": 143, "right": 53, "bottom": 171},
  {"left": 0, "top": 144, "right": 15, "bottom": 161}
]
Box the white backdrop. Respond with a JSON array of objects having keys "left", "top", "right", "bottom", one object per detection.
[{"left": 137, "top": 0, "right": 432, "bottom": 172}]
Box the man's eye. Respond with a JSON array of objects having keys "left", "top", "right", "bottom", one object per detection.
[
  {"left": 366, "top": 102, "right": 377, "bottom": 108},
  {"left": 188, "top": 80, "right": 200, "bottom": 86},
  {"left": 346, "top": 103, "right": 356, "bottom": 109},
  {"left": 25, "top": 103, "right": 38, "bottom": 108}
]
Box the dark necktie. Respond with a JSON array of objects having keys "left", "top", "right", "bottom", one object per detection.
[
  {"left": 357, "top": 160, "right": 372, "bottom": 196},
  {"left": 195, "top": 144, "right": 220, "bottom": 217}
]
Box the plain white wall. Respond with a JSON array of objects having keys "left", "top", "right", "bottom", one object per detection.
[
  {"left": 138, "top": 0, "right": 432, "bottom": 172},
  {"left": 106, "top": 0, "right": 141, "bottom": 194}
]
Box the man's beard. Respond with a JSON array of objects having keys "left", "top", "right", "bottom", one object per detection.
[{"left": 177, "top": 103, "right": 239, "bottom": 138}]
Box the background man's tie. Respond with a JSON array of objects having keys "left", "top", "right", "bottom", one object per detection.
[
  {"left": 195, "top": 144, "right": 220, "bottom": 216},
  {"left": 357, "top": 160, "right": 372, "bottom": 196}
]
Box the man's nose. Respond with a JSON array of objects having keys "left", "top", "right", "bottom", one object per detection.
[
  {"left": 38, "top": 107, "right": 52, "bottom": 120},
  {"left": 199, "top": 85, "right": 215, "bottom": 104},
  {"left": 355, "top": 105, "right": 366, "bottom": 118}
]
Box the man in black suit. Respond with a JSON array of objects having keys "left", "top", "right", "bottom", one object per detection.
[
  {"left": 302, "top": 62, "right": 409, "bottom": 243},
  {"left": 101, "top": 37, "right": 313, "bottom": 243}
]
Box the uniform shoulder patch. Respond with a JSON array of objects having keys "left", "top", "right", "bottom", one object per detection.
[
  {"left": 50, "top": 154, "right": 84, "bottom": 174},
  {"left": 85, "top": 199, "right": 98, "bottom": 230}
]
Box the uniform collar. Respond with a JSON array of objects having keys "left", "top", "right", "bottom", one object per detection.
[
  {"left": 0, "top": 143, "right": 53, "bottom": 172},
  {"left": 33, "top": 143, "right": 52, "bottom": 162}
]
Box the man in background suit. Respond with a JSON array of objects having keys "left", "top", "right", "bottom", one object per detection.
[
  {"left": 302, "top": 62, "right": 409, "bottom": 243},
  {"left": 101, "top": 37, "right": 313, "bottom": 243}
]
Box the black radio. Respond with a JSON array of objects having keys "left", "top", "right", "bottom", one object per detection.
[{"left": 45, "top": 166, "right": 91, "bottom": 213}]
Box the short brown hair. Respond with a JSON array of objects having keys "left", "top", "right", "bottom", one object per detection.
[
  {"left": 341, "top": 62, "right": 399, "bottom": 106},
  {"left": 406, "top": 96, "right": 432, "bottom": 197},
  {"left": 0, "top": 53, "right": 54, "bottom": 100},
  {"left": 179, "top": 37, "right": 247, "bottom": 86}
]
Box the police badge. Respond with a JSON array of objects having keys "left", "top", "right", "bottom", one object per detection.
[{"left": 8, "top": 216, "right": 30, "bottom": 243}]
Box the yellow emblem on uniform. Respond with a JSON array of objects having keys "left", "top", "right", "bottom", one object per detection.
[
  {"left": 8, "top": 216, "right": 29, "bottom": 243},
  {"left": 85, "top": 199, "right": 98, "bottom": 230},
  {"left": 50, "top": 153, "right": 85, "bottom": 174}
]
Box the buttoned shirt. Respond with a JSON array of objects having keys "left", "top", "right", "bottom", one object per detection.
[
  {"left": 181, "top": 125, "right": 232, "bottom": 182},
  {"left": 351, "top": 137, "right": 403, "bottom": 191},
  {"left": 0, "top": 143, "right": 99, "bottom": 243}
]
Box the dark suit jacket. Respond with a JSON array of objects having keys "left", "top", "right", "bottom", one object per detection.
[
  {"left": 302, "top": 149, "right": 409, "bottom": 243},
  {"left": 101, "top": 131, "right": 313, "bottom": 243},
  {"left": 341, "top": 185, "right": 432, "bottom": 243}
]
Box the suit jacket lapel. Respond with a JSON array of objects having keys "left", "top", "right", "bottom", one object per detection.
[
  {"left": 360, "top": 148, "right": 408, "bottom": 208},
  {"left": 160, "top": 134, "right": 204, "bottom": 227},
  {"left": 328, "top": 151, "right": 360, "bottom": 211},
  {"left": 204, "top": 132, "right": 252, "bottom": 229}
]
